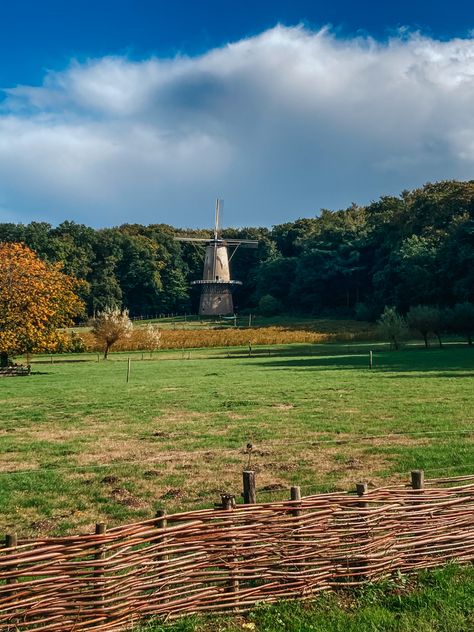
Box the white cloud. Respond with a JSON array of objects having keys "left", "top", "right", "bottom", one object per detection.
[{"left": 1, "top": 25, "right": 474, "bottom": 227}]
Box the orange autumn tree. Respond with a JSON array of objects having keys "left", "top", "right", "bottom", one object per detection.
[{"left": 0, "top": 242, "right": 84, "bottom": 366}]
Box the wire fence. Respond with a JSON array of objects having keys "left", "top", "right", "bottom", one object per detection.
[{"left": 1, "top": 472, "right": 474, "bottom": 631}]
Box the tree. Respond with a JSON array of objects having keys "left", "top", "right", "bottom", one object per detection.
[
  {"left": 90, "top": 307, "right": 133, "bottom": 359},
  {"left": 258, "top": 294, "right": 283, "bottom": 316},
  {"left": 377, "top": 306, "right": 407, "bottom": 350},
  {"left": 255, "top": 257, "right": 297, "bottom": 307},
  {"left": 0, "top": 243, "right": 83, "bottom": 367},
  {"left": 445, "top": 302, "right": 474, "bottom": 345},
  {"left": 406, "top": 305, "right": 443, "bottom": 348}
]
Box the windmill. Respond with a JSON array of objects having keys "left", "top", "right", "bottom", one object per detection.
[{"left": 176, "top": 199, "right": 258, "bottom": 316}]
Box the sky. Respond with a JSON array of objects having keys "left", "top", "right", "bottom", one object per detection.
[{"left": 1, "top": 0, "right": 474, "bottom": 228}]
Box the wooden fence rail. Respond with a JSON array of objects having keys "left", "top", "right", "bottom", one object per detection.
[{"left": 1, "top": 472, "right": 474, "bottom": 630}]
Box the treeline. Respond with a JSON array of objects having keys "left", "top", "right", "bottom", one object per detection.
[{"left": 0, "top": 179, "right": 473, "bottom": 319}]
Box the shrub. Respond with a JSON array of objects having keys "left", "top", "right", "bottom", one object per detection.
[
  {"left": 68, "top": 331, "right": 87, "bottom": 353},
  {"left": 377, "top": 306, "right": 408, "bottom": 350}
]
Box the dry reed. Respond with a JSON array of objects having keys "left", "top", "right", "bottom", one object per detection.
[{"left": 78, "top": 323, "right": 376, "bottom": 353}]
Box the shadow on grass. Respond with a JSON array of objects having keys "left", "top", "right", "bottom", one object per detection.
[{"left": 247, "top": 347, "right": 474, "bottom": 376}]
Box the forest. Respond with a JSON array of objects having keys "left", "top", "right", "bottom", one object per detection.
[{"left": 0, "top": 179, "right": 473, "bottom": 320}]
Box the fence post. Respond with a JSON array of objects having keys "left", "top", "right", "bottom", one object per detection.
[
  {"left": 155, "top": 510, "right": 168, "bottom": 561},
  {"left": 356, "top": 483, "right": 369, "bottom": 582},
  {"left": 5, "top": 533, "right": 18, "bottom": 585},
  {"left": 369, "top": 350, "right": 373, "bottom": 369},
  {"left": 243, "top": 471, "right": 257, "bottom": 504},
  {"left": 289, "top": 485, "right": 304, "bottom": 575},
  {"left": 126, "top": 357, "right": 131, "bottom": 383},
  {"left": 356, "top": 482, "right": 369, "bottom": 508},
  {"left": 156, "top": 510, "right": 169, "bottom": 606},
  {"left": 410, "top": 470, "right": 425, "bottom": 568},
  {"left": 411, "top": 470, "right": 424, "bottom": 490},
  {"left": 290, "top": 485, "right": 301, "bottom": 517},
  {"left": 220, "top": 494, "right": 239, "bottom": 603},
  {"left": 94, "top": 522, "right": 107, "bottom": 611}
]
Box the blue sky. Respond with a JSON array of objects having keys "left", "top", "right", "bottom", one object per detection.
[
  {"left": 1, "top": 1, "right": 474, "bottom": 227},
  {"left": 1, "top": 1, "right": 472, "bottom": 86}
]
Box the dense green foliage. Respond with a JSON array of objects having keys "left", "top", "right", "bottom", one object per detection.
[
  {"left": 0, "top": 180, "right": 473, "bottom": 317},
  {"left": 141, "top": 565, "right": 474, "bottom": 631}
]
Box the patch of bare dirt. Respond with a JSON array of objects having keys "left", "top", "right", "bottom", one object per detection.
[
  {"left": 160, "top": 488, "right": 185, "bottom": 500},
  {"left": 110, "top": 488, "right": 145, "bottom": 508},
  {"left": 101, "top": 475, "right": 120, "bottom": 485},
  {"left": 152, "top": 431, "right": 172, "bottom": 438},
  {"left": 30, "top": 518, "right": 56, "bottom": 532}
]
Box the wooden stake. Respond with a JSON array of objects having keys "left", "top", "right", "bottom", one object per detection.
[
  {"left": 356, "top": 482, "right": 369, "bottom": 508},
  {"left": 243, "top": 470, "right": 257, "bottom": 504},
  {"left": 94, "top": 522, "right": 106, "bottom": 608},
  {"left": 5, "top": 533, "right": 18, "bottom": 584},
  {"left": 290, "top": 485, "right": 301, "bottom": 518},
  {"left": 126, "top": 357, "right": 131, "bottom": 383},
  {"left": 356, "top": 483, "right": 369, "bottom": 580},
  {"left": 220, "top": 494, "right": 236, "bottom": 510},
  {"left": 155, "top": 510, "right": 169, "bottom": 562},
  {"left": 411, "top": 470, "right": 425, "bottom": 490},
  {"left": 369, "top": 350, "right": 373, "bottom": 369}
]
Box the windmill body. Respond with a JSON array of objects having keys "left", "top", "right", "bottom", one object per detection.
[{"left": 176, "top": 200, "right": 258, "bottom": 316}]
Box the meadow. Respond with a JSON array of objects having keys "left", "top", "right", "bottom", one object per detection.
[{"left": 1, "top": 336, "right": 473, "bottom": 537}]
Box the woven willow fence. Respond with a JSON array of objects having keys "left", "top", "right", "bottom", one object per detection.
[{"left": 1, "top": 472, "right": 474, "bottom": 631}]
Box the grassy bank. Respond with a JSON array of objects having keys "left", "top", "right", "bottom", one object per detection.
[{"left": 141, "top": 565, "right": 474, "bottom": 632}]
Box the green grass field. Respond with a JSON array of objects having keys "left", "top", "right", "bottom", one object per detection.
[{"left": 1, "top": 339, "right": 473, "bottom": 535}]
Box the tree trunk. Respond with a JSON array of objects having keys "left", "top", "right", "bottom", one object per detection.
[
  {"left": 103, "top": 344, "right": 109, "bottom": 360},
  {"left": 435, "top": 332, "right": 443, "bottom": 348},
  {"left": 0, "top": 352, "right": 8, "bottom": 368},
  {"left": 423, "top": 332, "right": 429, "bottom": 348}
]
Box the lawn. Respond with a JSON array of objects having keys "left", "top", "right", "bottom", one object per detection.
[{"left": 0, "top": 340, "right": 473, "bottom": 536}]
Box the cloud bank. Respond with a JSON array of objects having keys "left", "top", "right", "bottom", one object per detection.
[{"left": 2, "top": 25, "right": 474, "bottom": 227}]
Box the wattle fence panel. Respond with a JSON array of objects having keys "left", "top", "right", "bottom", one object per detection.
[{"left": 1, "top": 475, "right": 474, "bottom": 631}]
